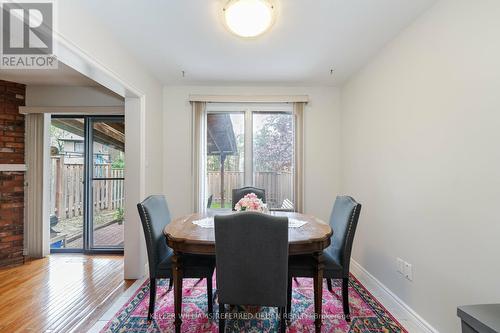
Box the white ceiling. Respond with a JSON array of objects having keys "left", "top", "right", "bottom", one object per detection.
[
  {"left": 78, "top": 0, "right": 436, "bottom": 86},
  {"left": 0, "top": 62, "right": 99, "bottom": 86}
]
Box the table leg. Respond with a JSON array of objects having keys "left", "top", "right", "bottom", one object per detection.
[
  {"left": 313, "top": 252, "right": 324, "bottom": 333},
  {"left": 172, "top": 251, "right": 183, "bottom": 333}
]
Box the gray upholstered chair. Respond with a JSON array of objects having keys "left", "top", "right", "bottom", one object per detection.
[
  {"left": 137, "top": 195, "right": 215, "bottom": 321},
  {"left": 231, "top": 186, "right": 266, "bottom": 210},
  {"left": 215, "top": 212, "right": 288, "bottom": 333},
  {"left": 287, "top": 196, "right": 361, "bottom": 322}
]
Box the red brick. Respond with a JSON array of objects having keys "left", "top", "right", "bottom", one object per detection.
[
  {"left": 0, "top": 202, "right": 24, "bottom": 209},
  {"left": 0, "top": 80, "right": 25, "bottom": 268},
  {"left": 0, "top": 157, "right": 23, "bottom": 163},
  {"left": 3, "top": 131, "right": 23, "bottom": 137},
  {"left": 1, "top": 180, "right": 23, "bottom": 187},
  {"left": 0, "top": 218, "right": 20, "bottom": 226},
  {"left": 0, "top": 136, "right": 15, "bottom": 142},
  {"left": 0, "top": 243, "right": 11, "bottom": 249},
  {"left": 5, "top": 142, "right": 23, "bottom": 148},
  {"left": 0, "top": 114, "right": 15, "bottom": 120},
  {"left": 0, "top": 234, "right": 23, "bottom": 242}
]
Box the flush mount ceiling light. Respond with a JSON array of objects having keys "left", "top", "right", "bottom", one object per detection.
[{"left": 223, "top": 0, "right": 276, "bottom": 38}]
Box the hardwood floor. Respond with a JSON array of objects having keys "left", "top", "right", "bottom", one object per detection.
[{"left": 0, "top": 254, "right": 134, "bottom": 333}]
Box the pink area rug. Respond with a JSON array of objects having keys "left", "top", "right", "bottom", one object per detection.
[{"left": 102, "top": 275, "right": 407, "bottom": 332}]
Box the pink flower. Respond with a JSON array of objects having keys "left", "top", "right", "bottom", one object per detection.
[{"left": 234, "top": 192, "right": 265, "bottom": 212}]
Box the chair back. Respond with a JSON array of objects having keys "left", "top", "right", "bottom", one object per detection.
[
  {"left": 215, "top": 212, "right": 288, "bottom": 307},
  {"left": 231, "top": 186, "right": 266, "bottom": 211},
  {"left": 326, "top": 196, "right": 362, "bottom": 274},
  {"left": 137, "top": 195, "right": 172, "bottom": 278}
]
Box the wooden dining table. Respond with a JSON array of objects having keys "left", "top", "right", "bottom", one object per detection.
[{"left": 163, "top": 211, "right": 333, "bottom": 333}]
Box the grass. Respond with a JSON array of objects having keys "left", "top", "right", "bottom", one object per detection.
[{"left": 209, "top": 202, "right": 233, "bottom": 209}]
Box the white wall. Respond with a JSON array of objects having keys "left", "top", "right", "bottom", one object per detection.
[
  {"left": 54, "top": 1, "right": 165, "bottom": 278},
  {"left": 57, "top": 1, "right": 163, "bottom": 195},
  {"left": 163, "top": 86, "right": 341, "bottom": 222},
  {"left": 340, "top": 0, "right": 500, "bottom": 331},
  {"left": 26, "top": 85, "right": 124, "bottom": 107}
]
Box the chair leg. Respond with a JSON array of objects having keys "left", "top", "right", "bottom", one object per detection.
[
  {"left": 342, "top": 277, "right": 350, "bottom": 322},
  {"left": 278, "top": 306, "right": 286, "bottom": 333},
  {"left": 207, "top": 275, "right": 213, "bottom": 318},
  {"left": 148, "top": 278, "right": 157, "bottom": 322},
  {"left": 219, "top": 303, "right": 226, "bottom": 333},
  {"left": 167, "top": 278, "right": 173, "bottom": 292},
  {"left": 326, "top": 278, "right": 333, "bottom": 293},
  {"left": 286, "top": 276, "right": 292, "bottom": 320}
]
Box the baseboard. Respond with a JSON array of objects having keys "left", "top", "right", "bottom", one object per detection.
[{"left": 350, "top": 259, "right": 439, "bottom": 333}]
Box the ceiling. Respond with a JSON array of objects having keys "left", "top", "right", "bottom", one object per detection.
[
  {"left": 0, "top": 62, "right": 99, "bottom": 86},
  {"left": 77, "top": 0, "right": 436, "bottom": 86}
]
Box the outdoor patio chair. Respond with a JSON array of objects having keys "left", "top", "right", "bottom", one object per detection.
[
  {"left": 270, "top": 198, "right": 295, "bottom": 212},
  {"left": 207, "top": 194, "right": 213, "bottom": 208}
]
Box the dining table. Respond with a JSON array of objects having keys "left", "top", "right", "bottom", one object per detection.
[{"left": 163, "top": 210, "right": 333, "bottom": 333}]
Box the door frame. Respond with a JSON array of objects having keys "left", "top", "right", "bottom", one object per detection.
[
  {"left": 37, "top": 32, "right": 148, "bottom": 278},
  {"left": 50, "top": 115, "right": 124, "bottom": 254},
  {"left": 204, "top": 103, "right": 295, "bottom": 210}
]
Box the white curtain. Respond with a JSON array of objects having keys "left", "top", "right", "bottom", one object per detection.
[
  {"left": 192, "top": 102, "right": 207, "bottom": 213},
  {"left": 294, "top": 102, "right": 305, "bottom": 213},
  {"left": 25, "top": 113, "right": 50, "bottom": 258}
]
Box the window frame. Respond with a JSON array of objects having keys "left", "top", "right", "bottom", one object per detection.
[{"left": 205, "top": 102, "right": 295, "bottom": 209}]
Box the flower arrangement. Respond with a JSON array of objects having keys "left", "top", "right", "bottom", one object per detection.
[{"left": 234, "top": 192, "right": 267, "bottom": 212}]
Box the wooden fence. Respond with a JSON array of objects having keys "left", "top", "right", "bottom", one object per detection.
[
  {"left": 207, "top": 171, "right": 293, "bottom": 208},
  {"left": 50, "top": 156, "right": 124, "bottom": 219}
]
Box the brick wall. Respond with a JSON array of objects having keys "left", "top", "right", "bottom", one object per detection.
[{"left": 0, "top": 80, "right": 26, "bottom": 268}]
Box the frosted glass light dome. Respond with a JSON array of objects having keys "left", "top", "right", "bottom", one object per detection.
[{"left": 224, "top": 0, "right": 275, "bottom": 38}]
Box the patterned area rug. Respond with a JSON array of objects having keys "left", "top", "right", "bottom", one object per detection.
[{"left": 102, "top": 275, "right": 407, "bottom": 333}]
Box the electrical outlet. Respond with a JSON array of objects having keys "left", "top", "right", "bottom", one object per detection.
[
  {"left": 396, "top": 257, "right": 404, "bottom": 274},
  {"left": 404, "top": 262, "right": 413, "bottom": 281}
]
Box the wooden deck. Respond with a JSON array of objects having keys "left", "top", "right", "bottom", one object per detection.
[{"left": 0, "top": 254, "right": 133, "bottom": 332}]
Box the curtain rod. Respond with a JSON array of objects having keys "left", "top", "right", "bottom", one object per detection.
[
  {"left": 19, "top": 106, "right": 124, "bottom": 115},
  {"left": 189, "top": 94, "right": 309, "bottom": 103}
]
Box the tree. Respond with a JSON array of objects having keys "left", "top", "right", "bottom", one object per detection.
[
  {"left": 253, "top": 114, "right": 293, "bottom": 172},
  {"left": 50, "top": 126, "right": 65, "bottom": 153}
]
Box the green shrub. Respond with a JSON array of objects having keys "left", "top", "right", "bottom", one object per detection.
[
  {"left": 114, "top": 207, "right": 124, "bottom": 222},
  {"left": 112, "top": 158, "right": 125, "bottom": 169}
]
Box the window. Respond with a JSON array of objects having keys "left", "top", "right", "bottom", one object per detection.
[
  {"left": 74, "top": 141, "right": 84, "bottom": 153},
  {"left": 253, "top": 112, "right": 294, "bottom": 208},
  {"left": 205, "top": 103, "right": 295, "bottom": 210}
]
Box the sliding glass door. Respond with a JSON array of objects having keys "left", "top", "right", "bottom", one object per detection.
[
  {"left": 50, "top": 116, "right": 124, "bottom": 253},
  {"left": 89, "top": 118, "right": 125, "bottom": 249},
  {"left": 252, "top": 112, "right": 294, "bottom": 209},
  {"left": 49, "top": 118, "right": 85, "bottom": 250},
  {"left": 206, "top": 112, "right": 245, "bottom": 209},
  {"left": 205, "top": 104, "right": 295, "bottom": 211}
]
